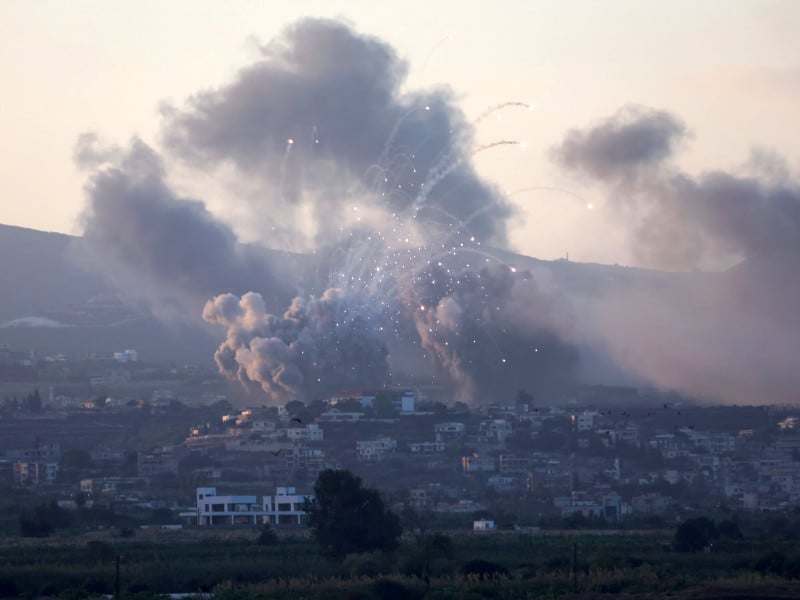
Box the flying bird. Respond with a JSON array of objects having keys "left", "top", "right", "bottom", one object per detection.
[
  {"left": 271, "top": 449, "right": 283, "bottom": 456},
  {"left": 291, "top": 417, "right": 304, "bottom": 424}
]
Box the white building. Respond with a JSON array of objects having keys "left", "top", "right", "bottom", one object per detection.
[
  {"left": 188, "top": 486, "right": 313, "bottom": 526},
  {"left": 478, "top": 419, "right": 512, "bottom": 443},
  {"left": 572, "top": 411, "right": 599, "bottom": 432},
  {"left": 320, "top": 410, "right": 364, "bottom": 422},
  {"left": 408, "top": 441, "right": 446, "bottom": 454},
  {"left": 330, "top": 389, "right": 417, "bottom": 413},
  {"left": 286, "top": 423, "right": 324, "bottom": 442},
  {"left": 113, "top": 349, "right": 138, "bottom": 363},
  {"left": 473, "top": 519, "right": 496, "bottom": 532}
]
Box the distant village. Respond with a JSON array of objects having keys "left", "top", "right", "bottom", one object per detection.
[{"left": 2, "top": 342, "right": 800, "bottom": 532}]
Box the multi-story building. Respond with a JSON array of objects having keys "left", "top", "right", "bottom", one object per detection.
[
  {"left": 435, "top": 422, "right": 465, "bottom": 442},
  {"left": 356, "top": 437, "right": 397, "bottom": 462},
  {"left": 461, "top": 454, "right": 496, "bottom": 473},
  {"left": 13, "top": 461, "right": 58, "bottom": 486},
  {"left": 478, "top": 419, "right": 512, "bottom": 443},
  {"left": 572, "top": 411, "right": 599, "bottom": 432},
  {"left": 408, "top": 441, "right": 445, "bottom": 454},
  {"left": 330, "top": 389, "right": 417, "bottom": 414},
  {"left": 283, "top": 446, "right": 326, "bottom": 471},
  {"left": 286, "top": 424, "right": 324, "bottom": 442},
  {"left": 188, "top": 486, "right": 313, "bottom": 526}
]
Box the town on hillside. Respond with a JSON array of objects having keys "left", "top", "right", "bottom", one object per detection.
[{"left": 1, "top": 342, "right": 799, "bottom": 534}]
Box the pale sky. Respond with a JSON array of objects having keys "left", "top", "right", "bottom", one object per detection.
[{"left": 1, "top": 0, "right": 799, "bottom": 265}]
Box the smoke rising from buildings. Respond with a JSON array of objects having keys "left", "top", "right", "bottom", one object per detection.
[
  {"left": 160, "top": 18, "right": 512, "bottom": 248},
  {"left": 72, "top": 20, "right": 799, "bottom": 405},
  {"left": 401, "top": 263, "right": 578, "bottom": 402},
  {"left": 202, "top": 289, "right": 389, "bottom": 404},
  {"left": 74, "top": 138, "right": 293, "bottom": 319}
]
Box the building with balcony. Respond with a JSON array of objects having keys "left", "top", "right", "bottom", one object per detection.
[{"left": 187, "top": 486, "right": 313, "bottom": 526}]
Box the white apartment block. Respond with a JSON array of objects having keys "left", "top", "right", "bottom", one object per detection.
[
  {"left": 286, "top": 423, "right": 324, "bottom": 442},
  {"left": 408, "top": 441, "right": 446, "bottom": 453},
  {"left": 572, "top": 411, "right": 599, "bottom": 432},
  {"left": 187, "top": 486, "right": 313, "bottom": 526}
]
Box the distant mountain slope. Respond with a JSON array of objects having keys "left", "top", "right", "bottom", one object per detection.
[
  {"left": 0, "top": 222, "right": 726, "bottom": 372},
  {"left": 0, "top": 224, "right": 110, "bottom": 321},
  {"left": 0, "top": 224, "right": 218, "bottom": 362}
]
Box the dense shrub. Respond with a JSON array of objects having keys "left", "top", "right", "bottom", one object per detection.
[
  {"left": 0, "top": 578, "right": 19, "bottom": 598},
  {"left": 256, "top": 525, "right": 278, "bottom": 546}
]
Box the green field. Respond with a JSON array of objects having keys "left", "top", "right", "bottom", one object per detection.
[{"left": 1, "top": 528, "right": 800, "bottom": 599}]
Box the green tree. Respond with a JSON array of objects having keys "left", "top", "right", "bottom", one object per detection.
[
  {"left": 673, "top": 517, "right": 717, "bottom": 552},
  {"left": 257, "top": 524, "right": 278, "bottom": 545},
  {"left": 304, "top": 469, "right": 402, "bottom": 558},
  {"left": 23, "top": 389, "right": 42, "bottom": 413}
]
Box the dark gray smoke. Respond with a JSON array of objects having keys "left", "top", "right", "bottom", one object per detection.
[
  {"left": 161, "top": 18, "right": 511, "bottom": 246},
  {"left": 202, "top": 289, "right": 389, "bottom": 403},
  {"left": 552, "top": 105, "right": 800, "bottom": 270},
  {"left": 72, "top": 18, "right": 800, "bottom": 406},
  {"left": 400, "top": 263, "right": 578, "bottom": 402},
  {"left": 552, "top": 105, "right": 688, "bottom": 184},
  {"left": 75, "top": 139, "right": 292, "bottom": 318},
  {"left": 553, "top": 105, "right": 800, "bottom": 403}
]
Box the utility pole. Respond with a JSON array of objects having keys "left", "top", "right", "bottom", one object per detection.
[
  {"left": 572, "top": 542, "right": 577, "bottom": 594},
  {"left": 115, "top": 555, "right": 121, "bottom": 600}
]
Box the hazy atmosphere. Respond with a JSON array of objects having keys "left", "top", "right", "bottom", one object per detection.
[
  {"left": 3, "top": 4, "right": 800, "bottom": 599},
  {"left": 2, "top": 1, "right": 799, "bottom": 405}
]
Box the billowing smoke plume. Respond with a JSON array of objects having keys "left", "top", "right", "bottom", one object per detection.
[
  {"left": 202, "top": 289, "right": 389, "bottom": 403},
  {"left": 552, "top": 104, "right": 800, "bottom": 270},
  {"left": 401, "top": 263, "right": 578, "bottom": 402},
  {"left": 160, "top": 18, "right": 511, "bottom": 247},
  {"left": 553, "top": 105, "right": 800, "bottom": 403},
  {"left": 553, "top": 105, "right": 688, "bottom": 184},
  {"left": 72, "top": 17, "right": 799, "bottom": 406},
  {"left": 74, "top": 139, "right": 294, "bottom": 318}
]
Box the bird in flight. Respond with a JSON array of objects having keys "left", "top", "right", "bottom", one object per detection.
[
  {"left": 291, "top": 417, "right": 304, "bottom": 424},
  {"left": 271, "top": 449, "right": 283, "bottom": 456}
]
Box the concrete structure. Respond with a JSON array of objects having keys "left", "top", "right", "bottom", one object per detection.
[
  {"left": 138, "top": 450, "right": 178, "bottom": 478},
  {"left": 283, "top": 446, "right": 326, "bottom": 470},
  {"left": 478, "top": 419, "right": 512, "bottom": 443},
  {"left": 319, "top": 410, "right": 364, "bottom": 422},
  {"left": 113, "top": 349, "right": 138, "bottom": 363},
  {"left": 331, "top": 389, "right": 417, "bottom": 414},
  {"left": 462, "top": 454, "right": 496, "bottom": 473},
  {"left": 408, "top": 441, "right": 445, "bottom": 453},
  {"left": 13, "top": 461, "right": 58, "bottom": 486},
  {"left": 435, "top": 422, "right": 465, "bottom": 442},
  {"left": 356, "top": 437, "right": 397, "bottom": 462},
  {"left": 572, "top": 411, "right": 599, "bottom": 432},
  {"left": 286, "top": 423, "right": 323, "bottom": 442},
  {"left": 189, "top": 486, "right": 313, "bottom": 526},
  {"left": 473, "top": 519, "right": 496, "bottom": 532}
]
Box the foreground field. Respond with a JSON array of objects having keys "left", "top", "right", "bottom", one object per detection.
[{"left": 0, "top": 528, "right": 799, "bottom": 599}]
